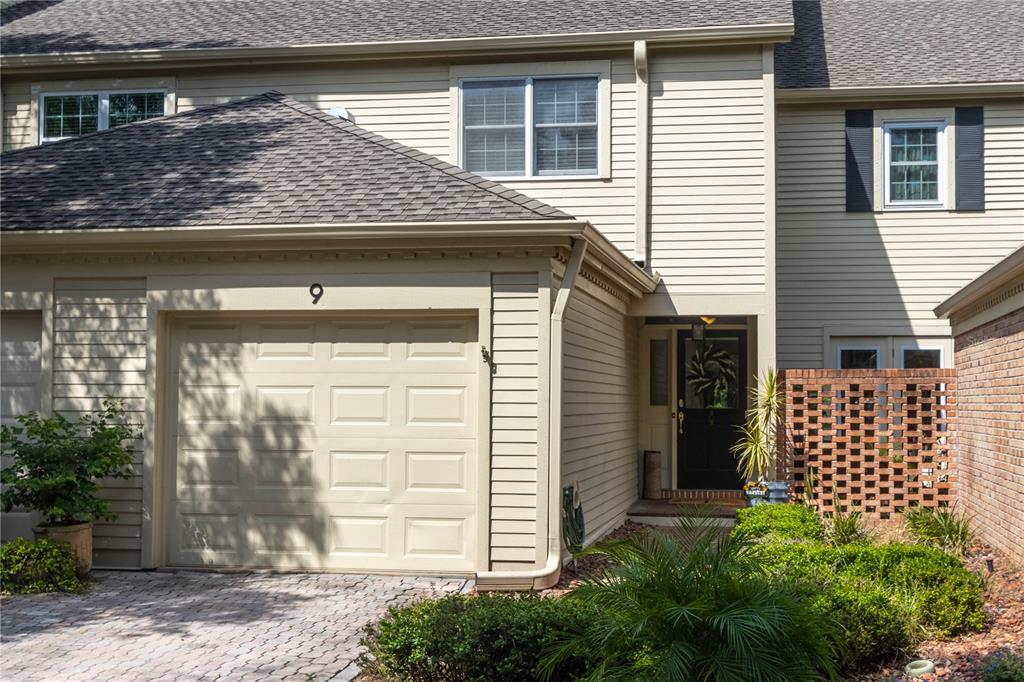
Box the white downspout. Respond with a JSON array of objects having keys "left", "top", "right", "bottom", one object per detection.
[
  {"left": 633, "top": 39, "right": 650, "bottom": 268},
  {"left": 476, "top": 238, "right": 588, "bottom": 590}
]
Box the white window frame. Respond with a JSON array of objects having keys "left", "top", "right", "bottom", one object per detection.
[
  {"left": 882, "top": 119, "right": 948, "bottom": 210},
  {"left": 457, "top": 74, "right": 601, "bottom": 181},
  {"left": 896, "top": 342, "right": 945, "bottom": 369},
  {"left": 837, "top": 344, "right": 882, "bottom": 370},
  {"left": 38, "top": 88, "right": 167, "bottom": 143}
]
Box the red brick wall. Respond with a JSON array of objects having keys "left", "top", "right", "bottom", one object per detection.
[
  {"left": 779, "top": 369, "right": 956, "bottom": 520},
  {"left": 954, "top": 307, "right": 1024, "bottom": 566}
]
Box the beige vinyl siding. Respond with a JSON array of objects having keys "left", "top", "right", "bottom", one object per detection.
[
  {"left": 776, "top": 99, "right": 1024, "bottom": 367},
  {"left": 1, "top": 79, "right": 33, "bottom": 151},
  {"left": 648, "top": 47, "right": 768, "bottom": 294},
  {"left": 489, "top": 273, "right": 540, "bottom": 568},
  {"left": 53, "top": 278, "right": 147, "bottom": 569},
  {"left": 561, "top": 278, "right": 638, "bottom": 543}
]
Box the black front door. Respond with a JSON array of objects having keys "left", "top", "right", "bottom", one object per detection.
[{"left": 676, "top": 329, "right": 747, "bottom": 489}]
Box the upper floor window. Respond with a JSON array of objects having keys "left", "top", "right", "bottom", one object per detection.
[
  {"left": 40, "top": 90, "right": 165, "bottom": 142},
  {"left": 883, "top": 120, "right": 947, "bottom": 209},
  {"left": 460, "top": 76, "right": 598, "bottom": 179}
]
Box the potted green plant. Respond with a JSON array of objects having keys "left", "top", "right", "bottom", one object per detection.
[
  {"left": 731, "top": 369, "right": 788, "bottom": 505},
  {"left": 1, "top": 399, "right": 139, "bottom": 573}
]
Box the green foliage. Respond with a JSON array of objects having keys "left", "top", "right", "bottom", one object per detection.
[
  {"left": 904, "top": 505, "right": 977, "bottom": 556},
  {"left": 824, "top": 507, "right": 872, "bottom": 546},
  {"left": 731, "top": 369, "right": 783, "bottom": 481},
  {"left": 1, "top": 400, "right": 140, "bottom": 527},
  {"left": 541, "top": 517, "right": 840, "bottom": 682},
  {"left": 980, "top": 648, "right": 1024, "bottom": 682},
  {"left": 359, "top": 593, "right": 594, "bottom": 682},
  {"left": 735, "top": 503, "right": 825, "bottom": 542},
  {"left": 1, "top": 537, "right": 85, "bottom": 594},
  {"left": 757, "top": 540, "right": 985, "bottom": 669}
]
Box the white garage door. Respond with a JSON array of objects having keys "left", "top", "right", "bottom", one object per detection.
[
  {"left": 1, "top": 311, "right": 43, "bottom": 540},
  {"left": 168, "top": 315, "right": 480, "bottom": 572}
]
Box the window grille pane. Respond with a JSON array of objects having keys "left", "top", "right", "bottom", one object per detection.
[
  {"left": 42, "top": 95, "right": 98, "bottom": 139},
  {"left": 464, "top": 128, "right": 525, "bottom": 175},
  {"left": 462, "top": 80, "right": 525, "bottom": 126},
  {"left": 109, "top": 92, "right": 165, "bottom": 127},
  {"left": 840, "top": 349, "right": 878, "bottom": 369},
  {"left": 902, "top": 349, "right": 941, "bottom": 369},
  {"left": 888, "top": 125, "right": 940, "bottom": 202},
  {"left": 535, "top": 126, "right": 597, "bottom": 174},
  {"left": 462, "top": 80, "right": 526, "bottom": 175},
  {"left": 649, "top": 339, "right": 668, "bottom": 406},
  {"left": 534, "top": 78, "right": 597, "bottom": 125}
]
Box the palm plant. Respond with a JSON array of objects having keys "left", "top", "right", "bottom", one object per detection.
[
  {"left": 731, "top": 369, "right": 784, "bottom": 482},
  {"left": 540, "top": 515, "right": 841, "bottom": 682}
]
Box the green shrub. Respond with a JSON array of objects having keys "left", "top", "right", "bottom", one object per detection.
[
  {"left": 542, "top": 517, "right": 840, "bottom": 681},
  {"left": 735, "top": 503, "right": 825, "bottom": 542},
  {"left": 980, "top": 648, "right": 1024, "bottom": 682},
  {"left": 1, "top": 400, "right": 140, "bottom": 527},
  {"left": 360, "top": 593, "right": 593, "bottom": 682},
  {"left": 904, "top": 506, "right": 977, "bottom": 556},
  {"left": 1, "top": 537, "right": 85, "bottom": 594},
  {"left": 758, "top": 540, "right": 985, "bottom": 669}
]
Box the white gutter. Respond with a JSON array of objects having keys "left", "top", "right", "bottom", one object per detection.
[
  {"left": 776, "top": 81, "right": 1024, "bottom": 104},
  {"left": 1, "top": 23, "right": 794, "bottom": 72},
  {"left": 476, "top": 237, "right": 588, "bottom": 591}
]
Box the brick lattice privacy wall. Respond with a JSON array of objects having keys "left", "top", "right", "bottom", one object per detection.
[
  {"left": 779, "top": 369, "right": 956, "bottom": 519},
  {"left": 953, "top": 307, "right": 1024, "bottom": 565}
]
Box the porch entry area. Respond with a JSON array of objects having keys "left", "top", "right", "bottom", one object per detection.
[{"left": 639, "top": 317, "right": 756, "bottom": 496}]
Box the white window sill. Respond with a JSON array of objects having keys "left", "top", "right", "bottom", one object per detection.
[{"left": 881, "top": 204, "right": 949, "bottom": 212}]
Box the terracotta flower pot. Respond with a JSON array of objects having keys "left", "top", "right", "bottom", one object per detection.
[{"left": 34, "top": 522, "right": 93, "bottom": 575}]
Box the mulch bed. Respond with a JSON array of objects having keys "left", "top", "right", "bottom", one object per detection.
[{"left": 542, "top": 520, "right": 652, "bottom": 596}]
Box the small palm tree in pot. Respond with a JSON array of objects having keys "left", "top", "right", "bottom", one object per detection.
[
  {"left": 731, "top": 369, "right": 788, "bottom": 505},
  {"left": 1, "top": 399, "right": 140, "bottom": 574}
]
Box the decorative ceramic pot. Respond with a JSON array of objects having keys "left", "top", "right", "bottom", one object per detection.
[
  {"left": 34, "top": 522, "right": 93, "bottom": 575},
  {"left": 744, "top": 488, "right": 768, "bottom": 506}
]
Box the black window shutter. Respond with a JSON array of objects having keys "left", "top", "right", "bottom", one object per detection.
[
  {"left": 955, "top": 106, "right": 985, "bottom": 211},
  {"left": 845, "top": 109, "right": 874, "bottom": 212}
]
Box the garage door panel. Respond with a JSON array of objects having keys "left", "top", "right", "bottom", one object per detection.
[
  {"left": 168, "top": 314, "right": 480, "bottom": 572},
  {"left": 1, "top": 311, "right": 43, "bottom": 541}
]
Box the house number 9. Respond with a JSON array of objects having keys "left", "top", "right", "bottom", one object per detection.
[{"left": 309, "top": 283, "right": 324, "bottom": 304}]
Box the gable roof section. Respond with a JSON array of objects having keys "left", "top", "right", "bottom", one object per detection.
[
  {"left": 777, "top": 0, "right": 1024, "bottom": 89},
  {"left": 0, "top": 92, "right": 571, "bottom": 231},
  {"left": 1, "top": 0, "right": 792, "bottom": 57}
]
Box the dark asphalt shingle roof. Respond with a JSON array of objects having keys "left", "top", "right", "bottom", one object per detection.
[
  {"left": 777, "top": 0, "right": 1024, "bottom": 89},
  {"left": 0, "top": 92, "right": 571, "bottom": 231},
  {"left": 0, "top": 0, "right": 793, "bottom": 56}
]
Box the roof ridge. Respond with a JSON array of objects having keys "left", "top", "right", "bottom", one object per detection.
[
  {"left": 263, "top": 91, "right": 570, "bottom": 221},
  {"left": 0, "top": 92, "right": 277, "bottom": 157}
]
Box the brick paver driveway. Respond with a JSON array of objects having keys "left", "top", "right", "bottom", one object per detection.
[{"left": 1, "top": 570, "right": 467, "bottom": 681}]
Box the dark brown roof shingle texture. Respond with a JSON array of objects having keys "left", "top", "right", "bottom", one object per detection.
[
  {"left": 1, "top": 0, "right": 792, "bottom": 56},
  {"left": 0, "top": 92, "right": 571, "bottom": 231},
  {"left": 777, "top": 0, "right": 1024, "bottom": 89}
]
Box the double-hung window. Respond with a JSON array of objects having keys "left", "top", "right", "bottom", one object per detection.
[
  {"left": 883, "top": 120, "right": 947, "bottom": 209},
  {"left": 460, "top": 76, "right": 599, "bottom": 178},
  {"left": 40, "top": 90, "right": 166, "bottom": 142}
]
